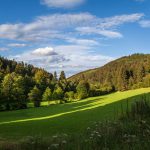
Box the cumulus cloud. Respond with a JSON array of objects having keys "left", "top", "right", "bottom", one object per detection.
[
  {"left": 41, "top": 0, "right": 85, "bottom": 8},
  {"left": 32, "top": 47, "right": 58, "bottom": 56}
]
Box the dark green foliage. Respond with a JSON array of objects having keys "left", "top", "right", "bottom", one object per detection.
[{"left": 59, "top": 71, "right": 66, "bottom": 81}]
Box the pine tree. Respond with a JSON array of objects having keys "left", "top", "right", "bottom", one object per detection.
[
  {"left": 59, "top": 71, "right": 66, "bottom": 81},
  {"left": 53, "top": 71, "right": 58, "bottom": 82}
]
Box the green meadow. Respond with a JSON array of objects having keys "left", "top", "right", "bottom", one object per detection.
[{"left": 0, "top": 88, "right": 150, "bottom": 140}]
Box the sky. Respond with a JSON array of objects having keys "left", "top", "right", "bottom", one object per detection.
[{"left": 0, "top": 0, "right": 150, "bottom": 76}]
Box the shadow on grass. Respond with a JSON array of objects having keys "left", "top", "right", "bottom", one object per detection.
[
  {"left": 0, "top": 92, "right": 149, "bottom": 125},
  {"left": 0, "top": 97, "right": 104, "bottom": 125},
  {"left": 0, "top": 92, "right": 150, "bottom": 139}
]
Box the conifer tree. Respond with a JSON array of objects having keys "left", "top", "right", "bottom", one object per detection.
[{"left": 59, "top": 71, "right": 66, "bottom": 81}]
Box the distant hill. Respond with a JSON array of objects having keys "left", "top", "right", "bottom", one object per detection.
[{"left": 69, "top": 54, "right": 150, "bottom": 91}]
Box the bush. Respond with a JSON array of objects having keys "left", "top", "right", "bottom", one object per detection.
[{"left": 64, "top": 91, "right": 74, "bottom": 102}]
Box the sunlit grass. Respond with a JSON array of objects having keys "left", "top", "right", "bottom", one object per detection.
[{"left": 0, "top": 88, "right": 150, "bottom": 139}]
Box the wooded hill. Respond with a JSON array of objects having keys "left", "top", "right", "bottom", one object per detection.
[{"left": 69, "top": 54, "right": 150, "bottom": 92}]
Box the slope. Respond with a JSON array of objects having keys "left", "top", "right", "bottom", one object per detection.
[{"left": 0, "top": 88, "right": 150, "bottom": 139}]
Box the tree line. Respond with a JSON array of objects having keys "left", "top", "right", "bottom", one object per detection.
[{"left": 0, "top": 54, "right": 150, "bottom": 111}]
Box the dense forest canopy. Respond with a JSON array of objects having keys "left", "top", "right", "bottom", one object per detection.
[{"left": 0, "top": 53, "right": 150, "bottom": 111}]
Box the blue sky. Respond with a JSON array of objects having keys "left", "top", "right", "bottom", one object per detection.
[{"left": 0, "top": 0, "right": 150, "bottom": 76}]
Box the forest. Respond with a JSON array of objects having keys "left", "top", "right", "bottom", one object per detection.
[{"left": 0, "top": 53, "right": 150, "bottom": 111}]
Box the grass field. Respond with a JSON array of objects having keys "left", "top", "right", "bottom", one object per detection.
[{"left": 0, "top": 88, "right": 150, "bottom": 140}]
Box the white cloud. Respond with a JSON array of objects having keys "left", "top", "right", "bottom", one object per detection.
[
  {"left": 98, "top": 13, "right": 144, "bottom": 29},
  {"left": 0, "top": 13, "right": 95, "bottom": 41},
  {"left": 139, "top": 20, "right": 150, "bottom": 28},
  {"left": 76, "top": 27, "right": 123, "bottom": 38},
  {"left": 8, "top": 43, "right": 27, "bottom": 47},
  {"left": 0, "top": 13, "right": 143, "bottom": 42},
  {"left": 32, "top": 47, "right": 58, "bottom": 56},
  {"left": 41, "top": 0, "right": 85, "bottom": 8},
  {"left": 66, "top": 38, "right": 99, "bottom": 46}
]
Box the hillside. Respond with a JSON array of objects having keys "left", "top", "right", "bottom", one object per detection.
[{"left": 69, "top": 54, "right": 150, "bottom": 91}]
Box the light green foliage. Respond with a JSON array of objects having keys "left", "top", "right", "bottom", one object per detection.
[
  {"left": 65, "top": 91, "right": 74, "bottom": 102},
  {"left": 53, "top": 86, "right": 64, "bottom": 100},
  {"left": 42, "top": 87, "right": 52, "bottom": 103},
  {"left": 34, "top": 70, "right": 51, "bottom": 92}
]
